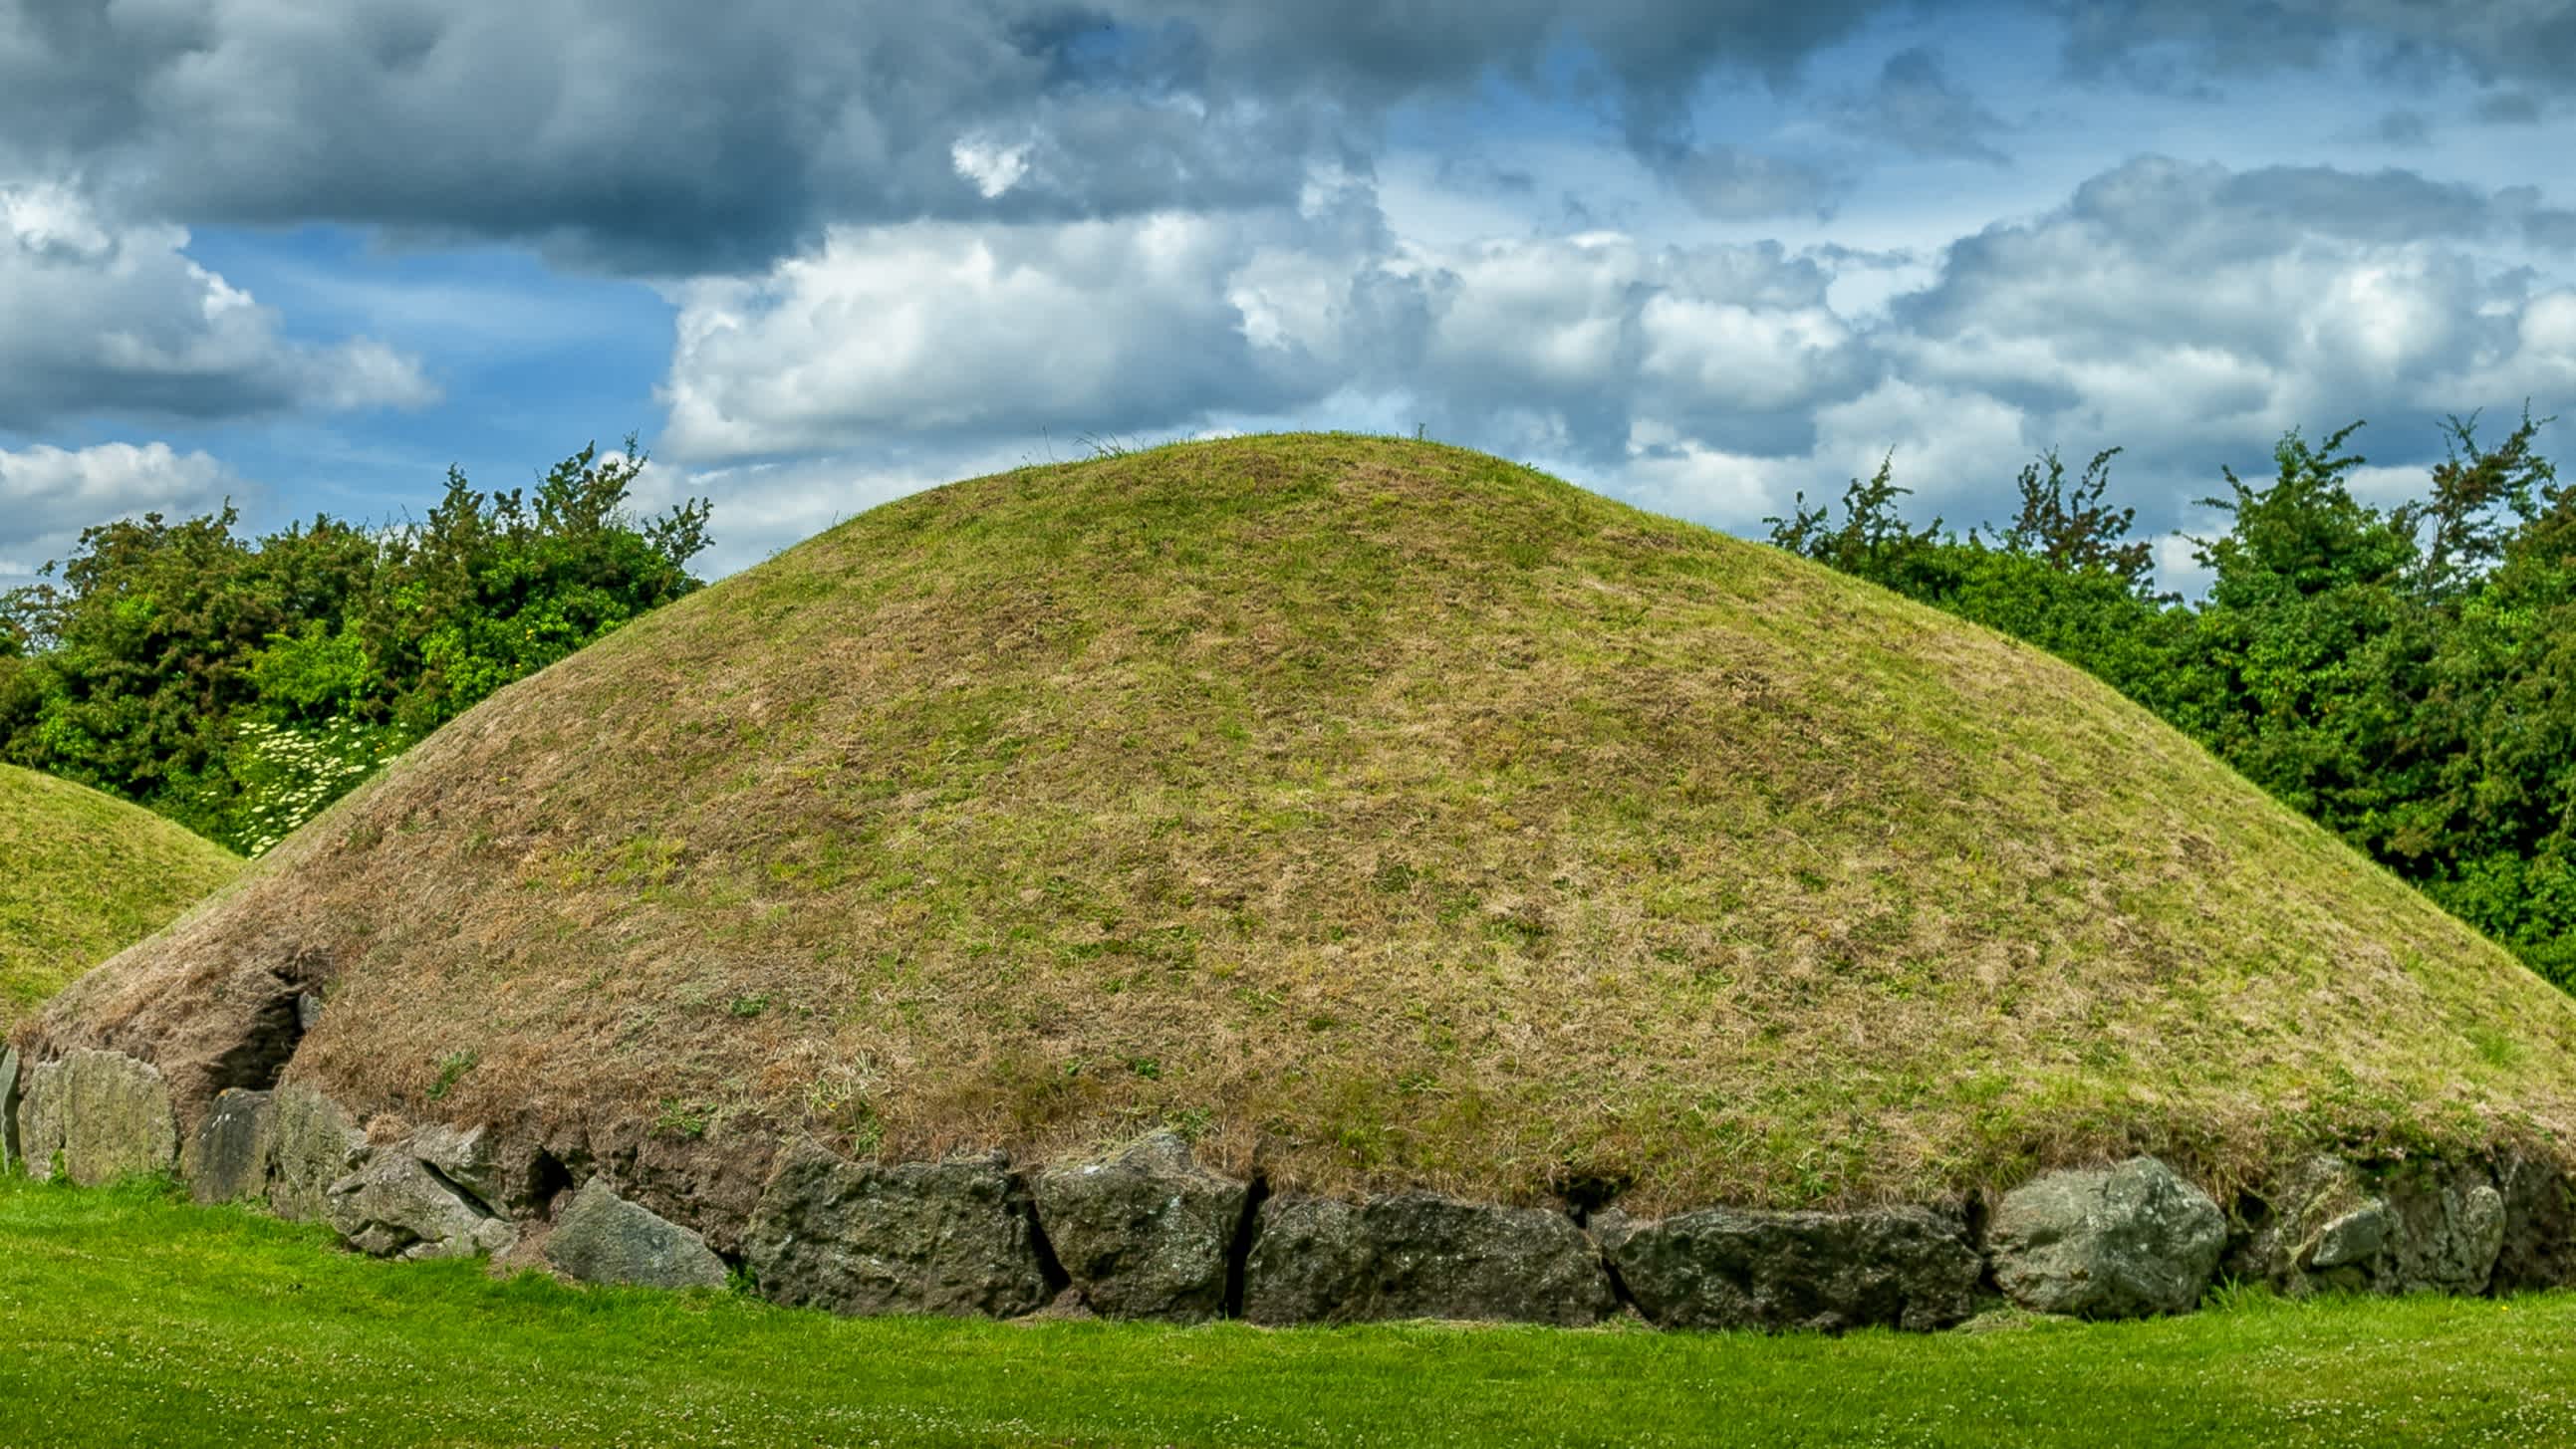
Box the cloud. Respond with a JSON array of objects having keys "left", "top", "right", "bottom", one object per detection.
[
  {"left": 657, "top": 210, "right": 1348, "bottom": 460},
  {"left": 658, "top": 163, "right": 1880, "bottom": 473},
  {"left": 1829, "top": 47, "right": 2012, "bottom": 163},
  {"left": 1666, "top": 146, "right": 1853, "bottom": 220},
  {"left": 2476, "top": 90, "right": 2548, "bottom": 123},
  {"left": 0, "top": 1, "right": 1905, "bottom": 271},
  {"left": 1861, "top": 155, "right": 2576, "bottom": 530},
  {"left": 629, "top": 445, "right": 1036, "bottom": 578},
  {"left": 2053, "top": 1, "right": 2576, "bottom": 95},
  {"left": 2370, "top": 109, "right": 2434, "bottom": 146},
  {"left": 0, "top": 184, "right": 435, "bottom": 431},
  {"left": 0, "top": 442, "right": 235, "bottom": 578}
]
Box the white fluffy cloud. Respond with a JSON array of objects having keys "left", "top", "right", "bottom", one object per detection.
[
  {"left": 659, "top": 186, "right": 1878, "bottom": 472},
  {"left": 1884, "top": 157, "right": 2576, "bottom": 479},
  {"left": 652, "top": 153, "right": 2576, "bottom": 579},
  {"left": 0, "top": 441, "right": 235, "bottom": 578},
  {"left": 659, "top": 213, "right": 1329, "bottom": 459},
  {"left": 0, "top": 184, "right": 435, "bottom": 430}
]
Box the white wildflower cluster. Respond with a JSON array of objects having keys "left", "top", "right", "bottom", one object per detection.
[{"left": 234, "top": 717, "right": 392, "bottom": 854}]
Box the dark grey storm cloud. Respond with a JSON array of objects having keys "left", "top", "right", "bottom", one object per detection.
[
  {"left": 8, "top": 0, "right": 2570, "bottom": 273},
  {"left": 1668, "top": 147, "right": 1854, "bottom": 221},
  {"left": 1829, "top": 46, "right": 2011, "bottom": 163},
  {"left": 0, "top": 0, "right": 1898, "bottom": 272},
  {"left": 2051, "top": 0, "right": 2576, "bottom": 93}
]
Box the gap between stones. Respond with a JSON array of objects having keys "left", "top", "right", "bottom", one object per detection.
[{"left": 1220, "top": 1173, "right": 1272, "bottom": 1320}]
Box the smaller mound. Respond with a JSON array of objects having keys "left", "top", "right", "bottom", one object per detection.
[{"left": 0, "top": 765, "right": 241, "bottom": 1032}]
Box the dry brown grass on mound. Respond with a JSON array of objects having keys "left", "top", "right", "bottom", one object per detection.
[{"left": 25, "top": 433, "right": 2576, "bottom": 1213}]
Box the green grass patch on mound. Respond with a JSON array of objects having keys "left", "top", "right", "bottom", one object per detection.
[
  {"left": 5, "top": 1175, "right": 2576, "bottom": 1448},
  {"left": 0, "top": 764, "right": 239, "bottom": 1032}
]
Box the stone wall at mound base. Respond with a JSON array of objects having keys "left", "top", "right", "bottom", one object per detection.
[{"left": 8, "top": 1047, "right": 2576, "bottom": 1328}]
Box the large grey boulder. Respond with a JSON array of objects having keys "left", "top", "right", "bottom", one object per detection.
[
  {"left": 2495, "top": 1156, "right": 2576, "bottom": 1292},
  {"left": 2234, "top": 1155, "right": 2505, "bottom": 1297},
  {"left": 1034, "top": 1131, "right": 1248, "bottom": 1323},
  {"left": 15, "top": 1049, "right": 178, "bottom": 1186},
  {"left": 744, "top": 1145, "right": 1056, "bottom": 1318},
  {"left": 0, "top": 1045, "right": 20, "bottom": 1173},
  {"left": 411, "top": 1122, "right": 505, "bottom": 1206},
  {"left": 182, "top": 1088, "right": 276, "bottom": 1205},
  {"left": 327, "top": 1142, "right": 518, "bottom": 1261},
  {"left": 1241, "top": 1192, "right": 1617, "bottom": 1327},
  {"left": 267, "top": 1083, "right": 369, "bottom": 1222},
  {"left": 545, "top": 1178, "right": 728, "bottom": 1290},
  {"left": 14, "top": 1058, "right": 64, "bottom": 1176},
  {"left": 1989, "top": 1157, "right": 2225, "bottom": 1319},
  {"left": 1597, "top": 1203, "right": 1979, "bottom": 1333}
]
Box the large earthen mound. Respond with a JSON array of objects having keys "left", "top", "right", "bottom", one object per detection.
[
  {"left": 0, "top": 764, "right": 239, "bottom": 1033},
  {"left": 23, "top": 434, "right": 2576, "bottom": 1216}
]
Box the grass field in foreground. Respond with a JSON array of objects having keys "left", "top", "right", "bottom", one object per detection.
[{"left": 2, "top": 1175, "right": 2572, "bottom": 1448}]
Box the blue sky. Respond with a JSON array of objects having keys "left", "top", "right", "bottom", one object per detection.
[{"left": 5, "top": 1, "right": 2574, "bottom": 591}]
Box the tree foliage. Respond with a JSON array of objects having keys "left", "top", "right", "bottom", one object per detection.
[
  {"left": 1774, "top": 405, "right": 2576, "bottom": 989},
  {"left": 0, "top": 440, "right": 709, "bottom": 853}
]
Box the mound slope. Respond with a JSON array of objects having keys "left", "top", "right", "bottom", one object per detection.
[
  {"left": 1, "top": 765, "right": 240, "bottom": 1033},
  {"left": 24, "top": 435, "right": 2576, "bottom": 1212}
]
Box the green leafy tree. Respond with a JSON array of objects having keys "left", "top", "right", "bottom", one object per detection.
[
  {"left": 0, "top": 440, "right": 710, "bottom": 852},
  {"left": 1771, "top": 408, "right": 2576, "bottom": 988}
]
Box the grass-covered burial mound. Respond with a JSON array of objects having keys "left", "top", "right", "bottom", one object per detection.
[
  {"left": 0, "top": 764, "right": 239, "bottom": 1033},
  {"left": 21, "top": 435, "right": 2576, "bottom": 1319}
]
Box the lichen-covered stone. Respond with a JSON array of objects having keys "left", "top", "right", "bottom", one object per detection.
[
  {"left": 2496, "top": 1155, "right": 2576, "bottom": 1292},
  {"left": 744, "top": 1145, "right": 1054, "bottom": 1318},
  {"left": 267, "top": 1082, "right": 368, "bottom": 1222},
  {"left": 1034, "top": 1131, "right": 1247, "bottom": 1323},
  {"left": 2234, "top": 1155, "right": 2505, "bottom": 1297},
  {"left": 2386, "top": 1163, "right": 2507, "bottom": 1293},
  {"left": 1597, "top": 1203, "right": 1979, "bottom": 1333},
  {"left": 326, "top": 1146, "right": 518, "bottom": 1261},
  {"left": 16, "top": 1049, "right": 178, "bottom": 1186},
  {"left": 410, "top": 1122, "right": 503, "bottom": 1207},
  {"left": 1241, "top": 1192, "right": 1616, "bottom": 1327},
  {"left": 545, "top": 1178, "right": 728, "bottom": 1290},
  {"left": 0, "top": 1045, "right": 20, "bottom": 1174},
  {"left": 14, "top": 1057, "right": 64, "bottom": 1177},
  {"left": 183, "top": 1087, "right": 276, "bottom": 1205},
  {"left": 1989, "top": 1157, "right": 2226, "bottom": 1319}
]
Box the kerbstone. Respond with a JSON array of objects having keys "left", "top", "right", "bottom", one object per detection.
[
  {"left": 267, "top": 1083, "right": 368, "bottom": 1222},
  {"left": 545, "top": 1178, "right": 728, "bottom": 1290},
  {"left": 2496, "top": 1156, "right": 2576, "bottom": 1292},
  {"left": 15, "top": 1058, "right": 64, "bottom": 1177},
  {"left": 1034, "top": 1131, "right": 1247, "bottom": 1323},
  {"left": 1597, "top": 1203, "right": 1979, "bottom": 1333},
  {"left": 19, "top": 1049, "right": 178, "bottom": 1186},
  {"left": 744, "top": 1146, "right": 1054, "bottom": 1318},
  {"left": 2236, "top": 1155, "right": 2506, "bottom": 1297},
  {"left": 1241, "top": 1192, "right": 1616, "bottom": 1327},
  {"left": 183, "top": 1088, "right": 277, "bottom": 1205},
  {"left": 1989, "top": 1157, "right": 2226, "bottom": 1319},
  {"left": 326, "top": 1147, "right": 519, "bottom": 1261},
  {"left": 0, "top": 1045, "right": 20, "bottom": 1173}
]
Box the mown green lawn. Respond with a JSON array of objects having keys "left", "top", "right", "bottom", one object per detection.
[{"left": 1, "top": 1173, "right": 2571, "bottom": 1448}]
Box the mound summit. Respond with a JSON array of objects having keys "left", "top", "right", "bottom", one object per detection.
[
  {"left": 24, "top": 435, "right": 2576, "bottom": 1223},
  {"left": 1, "top": 764, "right": 239, "bottom": 1034}
]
